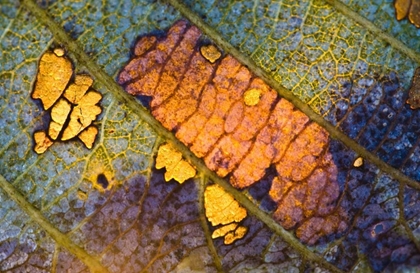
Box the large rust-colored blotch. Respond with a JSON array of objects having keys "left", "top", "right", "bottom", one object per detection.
[{"left": 118, "top": 20, "right": 347, "bottom": 244}]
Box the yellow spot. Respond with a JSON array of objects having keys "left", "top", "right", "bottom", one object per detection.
[
  {"left": 84, "top": 146, "right": 115, "bottom": 192},
  {"left": 48, "top": 98, "right": 71, "bottom": 140},
  {"left": 33, "top": 131, "right": 53, "bottom": 154},
  {"left": 224, "top": 226, "right": 248, "bottom": 245},
  {"left": 77, "top": 190, "right": 88, "bottom": 201},
  {"left": 212, "top": 223, "right": 238, "bottom": 239},
  {"left": 353, "top": 157, "right": 363, "bottom": 167},
  {"left": 156, "top": 143, "right": 196, "bottom": 184},
  {"left": 200, "top": 44, "right": 221, "bottom": 63},
  {"left": 61, "top": 91, "right": 102, "bottom": 141},
  {"left": 204, "top": 184, "right": 248, "bottom": 244},
  {"left": 204, "top": 184, "right": 247, "bottom": 225},
  {"left": 32, "top": 51, "right": 72, "bottom": 110},
  {"left": 243, "top": 89, "right": 261, "bottom": 106},
  {"left": 78, "top": 126, "right": 98, "bottom": 149},
  {"left": 53, "top": 48, "right": 65, "bottom": 57},
  {"left": 63, "top": 74, "right": 94, "bottom": 104}
]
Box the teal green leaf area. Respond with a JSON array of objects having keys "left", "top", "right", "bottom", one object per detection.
[{"left": 1, "top": 0, "right": 420, "bottom": 272}]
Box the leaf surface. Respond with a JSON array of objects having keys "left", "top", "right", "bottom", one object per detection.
[{"left": 1, "top": 0, "right": 420, "bottom": 272}]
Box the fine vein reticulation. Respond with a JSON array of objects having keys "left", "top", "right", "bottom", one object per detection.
[{"left": 118, "top": 20, "right": 347, "bottom": 244}]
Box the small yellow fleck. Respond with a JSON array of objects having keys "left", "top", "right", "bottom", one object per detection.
[
  {"left": 77, "top": 190, "right": 88, "bottom": 201},
  {"left": 53, "top": 48, "right": 65, "bottom": 57},
  {"left": 224, "top": 226, "right": 248, "bottom": 245},
  {"left": 200, "top": 44, "right": 221, "bottom": 63},
  {"left": 243, "top": 89, "right": 261, "bottom": 106},
  {"left": 353, "top": 157, "right": 363, "bottom": 167},
  {"left": 48, "top": 98, "right": 72, "bottom": 140},
  {"left": 78, "top": 126, "right": 98, "bottom": 149},
  {"left": 156, "top": 143, "right": 196, "bottom": 184},
  {"left": 211, "top": 223, "right": 238, "bottom": 239},
  {"left": 33, "top": 131, "right": 53, "bottom": 154}
]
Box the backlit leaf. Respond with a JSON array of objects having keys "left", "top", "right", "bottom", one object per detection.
[{"left": 1, "top": 0, "right": 420, "bottom": 272}]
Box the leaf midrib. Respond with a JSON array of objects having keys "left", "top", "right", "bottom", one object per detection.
[{"left": 13, "top": 0, "right": 420, "bottom": 272}]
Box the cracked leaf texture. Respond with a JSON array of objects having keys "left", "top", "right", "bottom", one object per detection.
[{"left": 119, "top": 20, "right": 348, "bottom": 244}]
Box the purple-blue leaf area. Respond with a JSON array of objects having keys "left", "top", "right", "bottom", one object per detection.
[
  {"left": 327, "top": 73, "right": 420, "bottom": 182},
  {"left": 321, "top": 169, "right": 419, "bottom": 272},
  {"left": 68, "top": 173, "right": 217, "bottom": 273},
  {"left": 0, "top": 187, "right": 55, "bottom": 272},
  {"left": 56, "top": 250, "right": 88, "bottom": 273},
  {"left": 247, "top": 138, "right": 419, "bottom": 272}
]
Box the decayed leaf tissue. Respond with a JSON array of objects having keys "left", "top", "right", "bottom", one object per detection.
[
  {"left": 118, "top": 20, "right": 347, "bottom": 244},
  {"left": 31, "top": 48, "right": 102, "bottom": 154}
]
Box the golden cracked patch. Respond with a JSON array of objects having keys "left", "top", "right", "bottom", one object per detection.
[
  {"left": 32, "top": 50, "right": 72, "bottom": 110},
  {"left": 156, "top": 143, "right": 196, "bottom": 183},
  {"left": 204, "top": 184, "right": 247, "bottom": 244},
  {"left": 31, "top": 48, "right": 102, "bottom": 154}
]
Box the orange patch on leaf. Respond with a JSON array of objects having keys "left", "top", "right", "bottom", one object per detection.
[{"left": 118, "top": 20, "right": 347, "bottom": 244}]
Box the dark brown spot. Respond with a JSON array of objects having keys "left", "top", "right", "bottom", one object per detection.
[{"left": 97, "top": 173, "right": 109, "bottom": 189}]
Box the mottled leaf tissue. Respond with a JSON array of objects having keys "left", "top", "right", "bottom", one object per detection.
[{"left": 1, "top": 0, "right": 420, "bottom": 272}]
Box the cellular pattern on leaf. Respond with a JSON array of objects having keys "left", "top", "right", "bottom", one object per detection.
[
  {"left": 118, "top": 20, "right": 347, "bottom": 244},
  {"left": 70, "top": 173, "right": 217, "bottom": 273},
  {"left": 394, "top": 0, "right": 420, "bottom": 27},
  {"left": 31, "top": 49, "right": 103, "bottom": 154}
]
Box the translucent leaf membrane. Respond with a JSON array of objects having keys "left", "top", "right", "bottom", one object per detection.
[{"left": 2, "top": 0, "right": 418, "bottom": 272}]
